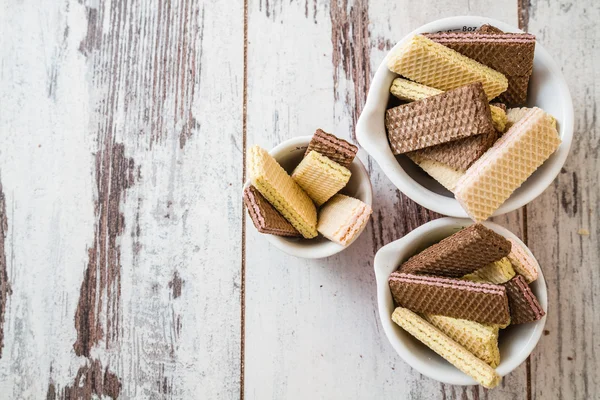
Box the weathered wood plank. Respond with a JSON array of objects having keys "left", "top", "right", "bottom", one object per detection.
[
  {"left": 524, "top": 1, "right": 600, "bottom": 399},
  {"left": 245, "top": 1, "right": 522, "bottom": 399},
  {"left": 0, "top": 0, "right": 244, "bottom": 398}
]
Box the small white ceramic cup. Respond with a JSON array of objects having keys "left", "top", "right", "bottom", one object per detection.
[
  {"left": 356, "top": 16, "right": 574, "bottom": 218},
  {"left": 374, "top": 218, "right": 547, "bottom": 386},
  {"left": 244, "top": 136, "right": 373, "bottom": 259}
]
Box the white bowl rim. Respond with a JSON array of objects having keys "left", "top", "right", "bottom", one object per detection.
[
  {"left": 374, "top": 217, "right": 548, "bottom": 386},
  {"left": 356, "top": 15, "right": 574, "bottom": 218},
  {"left": 243, "top": 135, "right": 373, "bottom": 259}
]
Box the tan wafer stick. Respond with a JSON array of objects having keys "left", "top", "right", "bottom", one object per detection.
[
  {"left": 506, "top": 238, "right": 539, "bottom": 283},
  {"left": 292, "top": 150, "right": 351, "bottom": 206},
  {"left": 408, "top": 153, "right": 465, "bottom": 192},
  {"left": 392, "top": 308, "right": 501, "bottom": 388},
  {"left": 462, "top": 257, "right": 516, "bottom": 284}
]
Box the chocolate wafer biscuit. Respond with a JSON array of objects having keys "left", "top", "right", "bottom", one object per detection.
[
  {"left": 477, "top": 24, "right": 505, "bottom": 35},
  {"left": 504, "top": 275, "right": 545, "bottom": 324},
  {"left": 400, "top": 224, "right": 511, "bottom": 277},
  {"left": 305, "top": 129, "right": 358, "bottom": 168},
  {"left": 243, "top": 186, "right": 301, "bottom": 237},
  {"left": 386, "top": 83, "right": 494, "bottom": 154},
  {"left": 389, "top": 272, "right": 511, "bottom": 326}
]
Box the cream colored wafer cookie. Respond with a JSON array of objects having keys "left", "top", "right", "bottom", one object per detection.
[
  {"left": 317, "top": 194, "right": 372, "bottom": 246},
  {"left": 387, "top": 35, "right": 508, "bottom": 100},
  {"left": 455, "top": 107, "right": 561, "bottom": 222},
  {"left": 292, "top": 150, "right": 351, "bottom": 206},
  {"left": 506, "top": 107, "right": 557, "bottom": 131},
  {"left": 392, "top": 307, "right": 501, "bottom": 388},
  {"left": 462, "top": 257, "right": 516, "bottom": 284},
  {"left": 423, "top": 314, "right": 500, "bottom": 368},
  {"left": 506, "top": 238, "right": 539, "bottom": 283},
  {"left": 490, "top": 105, "right": 508, "bottom": 133},
  {"left": 408, "top": 153, "right": 465, "bottom": 191},
  {"left": 247, "top": 146, "right": 317, "bottom": 238}
]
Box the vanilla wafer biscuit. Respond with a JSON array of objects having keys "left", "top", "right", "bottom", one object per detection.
[
  {"left": 462, "top": 257, "right": 516, "bottom": 284},
  {"left": 387, "top": 35, "right": 508, "bottom": 100},
  {"left": 455, "top": 107, "right": 561, "bottom": 222},
  {"left": 247, "top": 145, "right": 317, "bottom": 238},
  {"left": 389, "top": 272, "right": 511, "bottom": 325},
  {"left": 506, "top": 107, "right": 557, "bottom": 131},
  {"left": 423, "top": 314, "right": 500, "bottom": 368},
  {"left": 400, "top": 224, "right": 511, "bottom": 277},
  {"left": 392, "top": 308, "right": 501, "bottom": 388},
  {"left": 408, "top": 153, "right": 465, "bottom": 191},
  {"left": 506, "top": 238, "right": 539, "bottom": 283},
  {"left": 386, "top": 83, "right": 494, "bottom": 154},
  {"left": 243, "top": 186, "right": 301, "bottom": 237},
  {"left": 504, "top": 275, "right": 545, "bottom": 324},
  {"left": 305, "top": 129, "right": 358, "bottom": 168},
  {"left": 390, "top": 77, "right": 443, "bottom": 101},
  {"left": 317, "top": 194, "right": 372, "bottom": 246},
  {"left": 490, "top": 105, "right": 508, "bottom": 132},
  {"left": 292, "top": 150, "right": 351, "bottom": 206},
  {"left": 425, "top": 31, "right": 535, "bottom": 105}
]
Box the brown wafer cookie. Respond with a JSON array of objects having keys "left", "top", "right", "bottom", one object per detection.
[
  {"left": 386, "top": 83, "right": 493, "bottom": 154},
  {"left": 389, "top": 272, "right": 511, "bottom": 326},
  {"left": 504, "top": 275, "right": 545, "bottom": 324},
  {"left": 304, "top": 129, "right": 358, "bottom": 168},
  {"left": 424, "top": 32, "right": 535, "bottom": 105},
  {"left": 408, "top": 128, "right": 498, "bottom": 170},
  {"left": 476, "top": 24, "right": 505, "bottom": 35},
  {"left": 400, "top": 224, "right": 511, "bottom": 277},
  {"left": 243, "top": 185, "right": 301, "bottom": 237}
]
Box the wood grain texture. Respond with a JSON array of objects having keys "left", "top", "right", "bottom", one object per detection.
[
  {"left": 0, "top": 177, "right": 9, "bottom": 360},
  {"left": 524, "top": 1, "right": 600, "bottom": 399}
]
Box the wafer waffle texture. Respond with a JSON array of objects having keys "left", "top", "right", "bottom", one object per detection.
[
  {"left": 247, "top": 145, "right": 317, "bottom": 238},
  {"left": 400, "top": 223, "right": 511, "bottom": 277},
  {"left": 504, "top": 275, "right": 545, "bottom": 324},
  {"left": 243, "top": 186, "right": 301, "bottom": 237},
  {"left": 386, "top": 35, "right": 508, "bottom": 100},
  {"left": 506, "top": 238, "right": 539, "bottom": 283},
  {"left": 462, "top": 257, "right": 516, "bottom": 284},
  {"left": 454, "top": 107, "right": 561, "bottom": 222},
  {"left": 408, "top": 153, "right": 465, "bottom": 192},
  {"left": 305, "top": 129, "right": 358, "bottom": 168},
  {"left": 317, "top": 194, "right": 372, "bottom": 246},
  {"left": 424, "top": 31, "right": 536, "bottom": 105},
  {"left": 386, "top": 83, "right": 494, "bottom": 154},
  {"left": 292, "top": 150, "right": 351, "bottom": 206},
  {"left": 423, "top": 314, "right": 500, "bottom": 368},
  {"left": 389, "top": 78, "right": 508, "bottom": 133},
  {"left": 389, "top": 272, "right": 511, "bottom": 326},
  {"left": 392, "top": 308, "right": 501, "bottom": 388},
  {"left": 506, "top": 107, "right": 557, "bottom": 131}
]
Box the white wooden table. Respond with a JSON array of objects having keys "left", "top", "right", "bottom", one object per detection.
[{"left": 0, "top": 0, "right": 598, "bottom": 398}]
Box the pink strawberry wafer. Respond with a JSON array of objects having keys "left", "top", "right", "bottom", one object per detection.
[
  {"left": 504, "top": 275, "right": 545, "bottom": 324},
  {"left": 506, "top": 238, "right": 539, "bottom": 283},
  {"left": 388, "top": 272, "right": 510, "bottom": 326}
]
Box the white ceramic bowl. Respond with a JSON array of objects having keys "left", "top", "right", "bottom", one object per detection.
[
  {"left": 356, "top": 16, "right": 574, "bottom": 218},
  {"left": 374, "top": 218, "right": 547, "bottom": 386},
  {"left": 244, "top": 136, "right": 373, "bottom": 259}
]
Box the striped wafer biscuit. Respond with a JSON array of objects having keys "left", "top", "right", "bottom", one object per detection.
[
  {"left": 423, "top": 314, "right": 500, "bottom": 368},
  {"left": 424, "top": 31, "right": 535, "bottom": 105},
  {"left": 247, "top": 145, "right": 317, "bottom": 238},
  {"left": 243, "top": 186, "right": 301, "bottom": 237},
  {"left": 305, "top": 129, "right": 358, "bottom": 168},
  {"left": 506, "top": 107, "right": 557, "bottom": 131},
  {"left": 408, "top": 153, "right": 465, "bottom": 192},
  {"left": 392, "top": 308, "right": 501, "bottom": 388},
  {"left": 292, "top": 150, "right": 351, "bottom": 206},
  {"left": 504, "top": 275, "right": 545, "bottom": 324},
  {"left": 506, "top": 238, "right": 539, "bottom": 283},
  {"left": 477, "top": 24, "right": 505, "bottom": 35},
  {"left": 400, "top": 224, "right": 511, "bottom": 277},
  {"left": 389, "top": 272, "right": 511, "bottom": 326},
  {"left": 386, "top": 35, "right": 508, "bottom": 100},
  {"left": 317, "top": 194, "right": 372, "bottom": 246},
  {"left": 386, "top": 83, "right": 494, "bottom": 154},
  {"left": 455, "top": 107, "right": 561, "bottom": 222},
  {"left": 462, "top": 257, "right": 516, "bottom": 284},
  {"left": 390, "top": 77, "right": 443, "bottom": 101}
]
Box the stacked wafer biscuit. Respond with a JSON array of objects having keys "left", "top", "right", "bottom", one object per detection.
[
  {"left": 244, "top": 130, "right": 372, "bottom": 246},
  {"left": 386, "top": 26, "right": 561, "bottom": 222},
  {"left": 389, "top": 224, "right": 545, "bottom": 388}
]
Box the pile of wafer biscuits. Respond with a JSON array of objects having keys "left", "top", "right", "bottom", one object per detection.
[
  {"left": 244, "top": 129, "right": 372, "bottom": 246},
  {"left": 389, "top": 224, "right": 544, "bottom": 388},
  {"left": 385, "top": 25, "right": 561, "bottom": 222}
]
